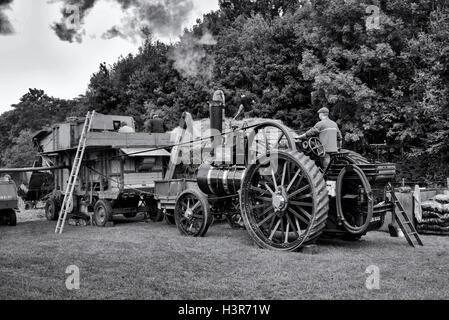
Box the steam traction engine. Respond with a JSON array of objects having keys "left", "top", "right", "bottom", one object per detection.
[{"left": 165, "top": 108, "right": 396, "bottom": 252}]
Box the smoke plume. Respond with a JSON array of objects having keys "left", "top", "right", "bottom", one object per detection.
[
  {"left": 51, "top": 0, "right": 195, "bottom": 43},
  {"left": 170, "top": 30, "right": 217, "bottom": 80},
  {"left": 0, "top": 0, "right": 14, "bottom": 35}
]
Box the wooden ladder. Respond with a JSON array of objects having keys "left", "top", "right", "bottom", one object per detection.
[
  {"left": 165, "top": 112, "right": 194, "bottom": 181},
  {"left": 388, "top": 183, "right": 424, "bottom": 247},
  {"left": 55, "top": 111, "right": 95, "bottom": 234},
  {"left": 165, "top": 133, "right": 184, "bottom": 181}
]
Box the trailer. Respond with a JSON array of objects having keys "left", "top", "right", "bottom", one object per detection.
[{"left": 0, "top": 176, "right": 18, "bottom": 226}]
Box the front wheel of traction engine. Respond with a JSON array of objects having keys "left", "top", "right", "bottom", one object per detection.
[
  {"left": 240, "top": 150, "right": 329, "bottom": 252},
  {"left": 174, "top": 189, "right": 212, "bottom": 237},
  {"left": 93, "top": 200, "right": 112, "bottom": 227}
]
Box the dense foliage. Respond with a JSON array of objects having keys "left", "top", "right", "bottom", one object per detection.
[{"left": 1, "top": 0, "right": 448, "bottom": 184}]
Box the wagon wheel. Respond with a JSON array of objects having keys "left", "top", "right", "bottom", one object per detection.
[
  {"left": 7, "top": 209, "right": 17, "bottom": 226},
  {"left": 93, "top": 200, "right": 112, "bottom": 227},
  {"left": 144, "top": 196, "right": 163, "bottom": 222},
  {"left": 240, "top": 150, "right": 329, "bottom": 251},
  {"left": 45, "top": 198, "right": 59, "bottom": 221},
  {"left": 247, "top": 122, "right": 297, "bottom": 164},
  {"left": 174, "top": 190, "right": 211, "bottom": 237}
]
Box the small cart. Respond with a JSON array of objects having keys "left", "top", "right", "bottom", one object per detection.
[{"left": 154, "top": 177, "right": 245, "bottom": 236}]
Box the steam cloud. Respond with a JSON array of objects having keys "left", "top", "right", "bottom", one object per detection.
[
  {"left": 0, "top": 0, "right": 14, "bottom": 35},
  {"left": 171, "top": 31, "right": 217, "bottom": 80},
  {"left": 51, "top": 0, "right": 195, "bottom": 43}
]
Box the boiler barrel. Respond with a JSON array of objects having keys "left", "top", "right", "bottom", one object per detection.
[{"left": 197, "top": 164, "right": 245, "bottom": 196}]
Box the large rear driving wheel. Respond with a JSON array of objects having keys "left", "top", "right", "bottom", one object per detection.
[{"left": 241, "top": 150, "right": 329, "bottom": 251}]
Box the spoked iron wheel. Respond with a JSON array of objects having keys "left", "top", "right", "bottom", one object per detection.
[
  {"left": 174, "top": 190, "right": 212, "bottom": 237},
  {"left": 241, "top": 150, "right": 329, "bottom": 251},
  {"left": 45, "top": 199, "right": 59, "bottom": 221},
  {"left": 93, "top": 200, "right": 112, "bottom": 227},
  {"left": 247, "top": 122, "right": 297, "bottom": 164},
  {"left": 0, "top": 209, "right": 17, "bottom": 227}
]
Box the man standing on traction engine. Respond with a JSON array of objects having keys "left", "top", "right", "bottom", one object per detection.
[{"left": 298, "top": 107, "right": 342, "bottom": 169}]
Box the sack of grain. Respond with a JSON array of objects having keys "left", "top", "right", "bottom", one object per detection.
[
  {"left": 422, "top": 211, "right": 449, "bottom": 220},
  {"left": 420, "top": 218, "right": 449, "bottom": 227},
  {"left": 422, "top": 210, "right": 439, "bottom": 219},
  {"left": 435, "top": 194, "right": 449, "bottom": 204},
  {"left": 421, "top": 200, "right": 443, "bottom": 213},
  {"left": 418, "top": 224, "right": 449, "bottom": 232},
  {"left": 416, "top": 227, "right": 449, "bottom": 236}
]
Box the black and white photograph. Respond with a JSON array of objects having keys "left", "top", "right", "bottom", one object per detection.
[{"left": 0, "top": 0, "right": 448, "bottom": 306}]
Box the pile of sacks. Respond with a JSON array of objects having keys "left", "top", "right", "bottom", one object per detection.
[{"left": 417, "top": 194, "right": 449, "bottom": 235}]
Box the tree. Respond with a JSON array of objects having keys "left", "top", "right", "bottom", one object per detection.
[{"left": 0, "top": 130, "right": 38, "bottom": 168}]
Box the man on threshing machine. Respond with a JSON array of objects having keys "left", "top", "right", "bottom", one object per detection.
[{"left": 146, "top": 114, "right": 168, "bottom": 134}]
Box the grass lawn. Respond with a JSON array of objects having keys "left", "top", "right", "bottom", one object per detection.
[{"left": 0, "top": 211, "right": 448, "bottom": 300}]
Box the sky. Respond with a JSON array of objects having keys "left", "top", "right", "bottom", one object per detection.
[{"left": 0, "top": 0, "right": 219, "bottom": 115}]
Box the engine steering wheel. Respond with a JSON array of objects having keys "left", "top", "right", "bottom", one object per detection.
[{"left": 308, "top": 137, "right": 326, "bottom": 157}]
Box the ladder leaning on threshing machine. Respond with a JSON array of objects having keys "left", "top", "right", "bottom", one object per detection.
[{"left": 55, "top": 111, "right": 95, "bottom": 234}]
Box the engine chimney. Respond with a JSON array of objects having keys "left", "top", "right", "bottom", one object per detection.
[{"left": 210, "top": 89, "right": 225, "bottom": 135}]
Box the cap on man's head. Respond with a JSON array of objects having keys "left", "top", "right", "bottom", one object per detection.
[{"left": 318, "top": 107, "right": 330, "bottom": 115}]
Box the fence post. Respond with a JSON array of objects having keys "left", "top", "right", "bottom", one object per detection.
[{"left": 413, "top": 185, "right": 422, "bottom": 224}]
